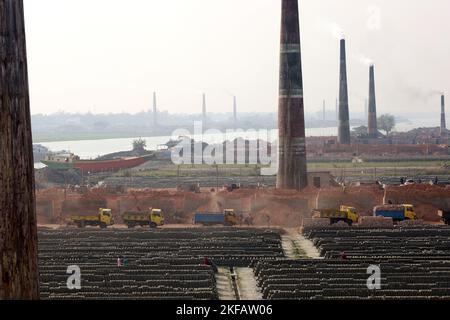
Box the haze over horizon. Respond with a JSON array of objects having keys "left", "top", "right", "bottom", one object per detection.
[{"left": 25, "top": 0, "right": 449, "bottom": 116}]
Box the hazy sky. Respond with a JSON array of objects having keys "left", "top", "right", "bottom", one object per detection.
[{"left": 24, "top": 0, "right": 450, "bottom": 117}]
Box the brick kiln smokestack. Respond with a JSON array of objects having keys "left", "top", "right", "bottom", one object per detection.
[
  {"left": 233, "top": 96, "right": 237, "bottom": 124},
  {"left": 276, "top": 0, "right": 308, "bottom": 190},
  {"left": 368, "top": 65, "right": 378, "bottom": 138},
  {"left": 364, "top": 99, "right": 368, "bottom": 121},
  {"left": 202, "top": 93, "right": 207, "bottom": 123},
  {"left": 441, "top": 95, "right": 446, "bottom": 136},
  {"left": 153, "top": 92, "right": 157, "bottom": 126},
  {"left": 338, "top": 39, "right": 351, "bottom": 144},
  {"left": 335, "top": 98, "right": 338, "bottom": 121}
]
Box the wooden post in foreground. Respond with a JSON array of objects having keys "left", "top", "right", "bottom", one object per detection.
[{"left": 0, "top": 0, "right": 40, "bottom": 299}]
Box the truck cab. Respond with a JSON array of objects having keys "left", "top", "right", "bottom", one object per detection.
[
  {"left": 403, "top": 204, "right": 416, "bottom": 220},
  {"left": 339, "top": 206, "right": 360, "bottom": 224},
  {"left": 99, "top": 208, "right": 114, "bottom": 226},
  {"left": 150, "top": 208, "right": 164, "bottom": 226},
  {"left": 224, "top": 209, "right": 242, "bottom": 226}
]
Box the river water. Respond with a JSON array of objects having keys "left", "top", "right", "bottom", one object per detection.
[
  {"left": 37, "top": 127, "right": 334, "bottom": 160},
  {"left": 36, "top": 121, "right": 435, "bottom": 160}
]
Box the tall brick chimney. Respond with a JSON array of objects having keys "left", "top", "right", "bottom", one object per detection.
[
  {"left": 441, "top": 94, "right": 446, "bottom": 136},
  {"left": 338, "top": 39, "right": 351, "bottom": 144},
  {"left": 153, "top": 92, "right": 157, "bottom": 126},
  {"left": 202, "top": 93, "right": 207, "bottom": 123},
  {"left": 367, "top": 65, "right": 378, "bottom": 138},
  {"left": 276, "top": 0, "right": 308, "bottom": 190}
]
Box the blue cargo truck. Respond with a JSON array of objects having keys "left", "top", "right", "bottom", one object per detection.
[
  {"left": 194, "top": 209, "right": 241, "bottom": 226},
  {"left": 373, "top": 204, "right": 416, "bottom": 222}
]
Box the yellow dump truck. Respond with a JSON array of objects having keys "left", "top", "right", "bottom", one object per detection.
[
  {"left": 312, "top": 205, "right": 359, "bottom": 226},
  {"left": 70, "top": 208, "right": 115, "bottom": 229},
  {"left": 122, "top": 208, "right": 165, "bottom": 228}
]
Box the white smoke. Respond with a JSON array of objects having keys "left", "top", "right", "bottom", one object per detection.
[
  {"left": 401, "top": 86, "right": 444, "bottom": 102},
  {"left": 354, "top": 52, "right": 374, "bottom": 66},
  {"left": 316, "top": 18, "right": 345, "bottom": 40},
  {"left": 431, "top": 90, "right": 444, "bottom": 96},
  {"left": 330, "top": 21, "right": 345, "bottom": 40},
  {"left": 224, "top": 90, "right": 235, "bottom": 97}
]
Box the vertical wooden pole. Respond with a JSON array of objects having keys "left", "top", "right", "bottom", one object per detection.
[{"left": 0, "top": 0, "right": 40, "bottom": 299}]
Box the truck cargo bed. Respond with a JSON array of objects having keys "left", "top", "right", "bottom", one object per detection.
[
  {"left": 375, "top": 210, "right": 405, "bottom": 220},
  {"left": 123, "top": 212, "right": 151, "bottom": 221},
  {"left": 71, "top": 215, "right": 100, "bottom": 221},
  {"left": 194, "top": 213, "right": 226, "bottom": 224}
]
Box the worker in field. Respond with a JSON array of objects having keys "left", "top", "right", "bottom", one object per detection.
[
  {"left": 434, "top": 176, "right": 439, "bottom": 185},
  {"left": 340, "top": 252, "right": 348, "bottom": 260},
  {"left": 117, "top": 255, "right": 128, "bottom": 267}
]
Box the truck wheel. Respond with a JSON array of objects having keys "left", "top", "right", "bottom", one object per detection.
[
  {"left": 127, "top": 223, "right": 135, "bottom": 229},
  {"left": 346, "top": 220, "right": 353, "bottom": 226},
  {"left": 100, "top": 223, "right": 107, "bottom": 229},
  {"left": 79, "top": 221, "right": 85, "bottom": 228},
  {"left": 149, "top": 222, "right": 157, "bottom": 229}
]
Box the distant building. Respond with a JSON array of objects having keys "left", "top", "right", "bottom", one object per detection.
[
  {"left": 307, "top": 171, "right": 333, "bottom": 188},
  {"left": 33, "top": 144, "right": 49, "bottom": 163}
]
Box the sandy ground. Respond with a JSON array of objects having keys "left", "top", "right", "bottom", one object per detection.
[
  {"left": 215, "top": 267, "right": 236, "bottom": 300},
  {"left": 282, "top": 229, "right": 322, "bottom": 259},
  {"left": 281, "top": 235, "right": 297, "bottom": 259},
  {"left": 235, "top": 268, "right": 263, "bottom": 300},
  {"left": 213, "top": 267, "right": 264, "bottom": 300},
  {"left": 297, "top": 235, "right": 322, "bottom": 259}
]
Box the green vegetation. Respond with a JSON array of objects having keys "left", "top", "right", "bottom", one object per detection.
[
  {"left": 352, "top": 125, "right": 369, "bottom": 138},
  {"left": 308, "top": 161, "right": 446, "bottom": 170},
  {"left": 95, "top": 159, "right": 450, "bottom": 181},
  {"left": 116, "top": 169, "right": 179, "bottom": 178},
  {"left": 132, "top": 138, "right": 147, "bottom": 152},
  {"left": 291, "top": 241, "right": 307, "bottom": 259},
  {"left": 378, "top": 114, "right": 396, "bottom": 136}
]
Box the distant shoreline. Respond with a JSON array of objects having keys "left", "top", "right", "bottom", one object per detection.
[
  {"left": 33, "top": 132, "right": 164, "bottom": 144},
  {"left": 32, "top": 124, "right": 415, "bottom": 144}
]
